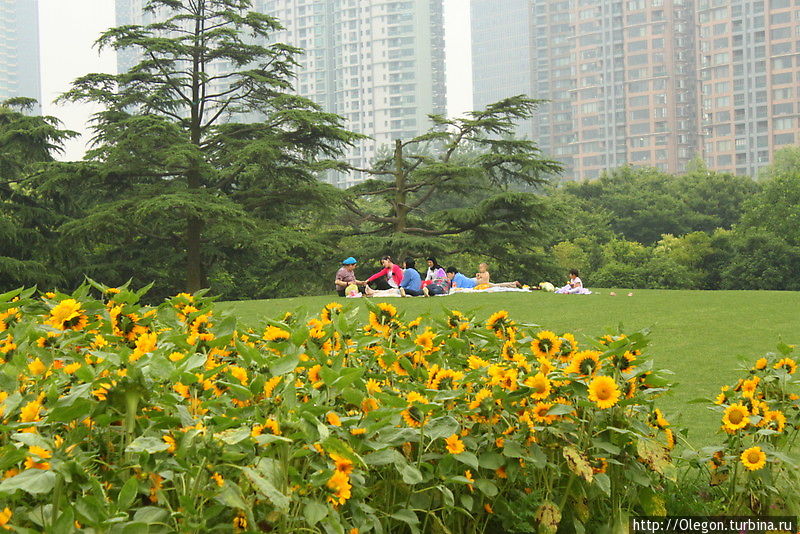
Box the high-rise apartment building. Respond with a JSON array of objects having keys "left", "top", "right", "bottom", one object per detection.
[
  {"left": 571, "top": 0, "right": 697, "bottom": 179},
  {"left": 474, "top": 0, "right": 800, "bottom": 180},
  {"left": 117, "top": 0, "right": 447, "bottom": 188},
  {"left": 0, "top": 0, "right": 42, "bottom": 110},
  {"left": 471, "top": 0, "right": 535, "bottom": 138},
  {"left": 529, "top": 0, "right": 576, "bottom": 172},
  {"left": 474, "top": 0, "right": 752, "bottom": 181},
  {"left": 697, "top": 0, "right": 800, "bottom": 177},
  {"left": 471, "top": 0, "right": 577, "bottom": 172}
]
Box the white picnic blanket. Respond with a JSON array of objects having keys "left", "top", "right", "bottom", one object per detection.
[{"left": 448, "top": 287, "right": 532, "bottom": 294}]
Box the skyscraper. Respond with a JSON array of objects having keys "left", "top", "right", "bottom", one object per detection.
[
  {"left": 470, "top": 0, "right": 534, "bottom": 138},
  {"left": 0, "top": 0, "right": 42, "bottom": 110},
  {"left": 254, "top": 0, "right": 447, "bottom": 187},
  {"left": 528, "top": 0, "right": 576, "bottom": 173},
  {"left": 697, "top": 0, "right": 800, "bottom": 177},
  {"left": 471, "top": 0, "right": 700, "bottom": 180},
  {"left": 571, "top": 0, "right": 698, "bottom": 179},
  {"left": 116, "top": 0, "right": 447, "bottom": 188}
]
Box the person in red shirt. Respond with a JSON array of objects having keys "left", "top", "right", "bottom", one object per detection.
[{"left": 365, "top": 256, "right": 404, "bottom": 289}]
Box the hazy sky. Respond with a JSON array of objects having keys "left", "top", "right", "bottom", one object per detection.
[{"left": 39, "top": 0, "right": 473, "bottom": 161}]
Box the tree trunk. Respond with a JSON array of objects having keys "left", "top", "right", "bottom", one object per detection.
[
  {"left": 393, "top": 139, "right": 409, "bottom": 260},
  {"left": 186, "top": 1, "right": 205, "bottom": 293},
  {"left": 393, "top": 139, "right": 407, "bottom": 233},
  {"left": 186, "top": 216, "right": 204, "bottom": 292}
]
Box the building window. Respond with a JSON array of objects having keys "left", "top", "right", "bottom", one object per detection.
[{"left": 772, "top": 72, "right": 793, "bottom": 85}]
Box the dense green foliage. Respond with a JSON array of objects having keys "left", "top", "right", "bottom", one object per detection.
[
  {"left": 4, "top": 287, "right": 797, "bottom": 531},
  {"left": 0, "top": 99, "right": 76, "bottom": 289},
  {"left": 0, "top": 0, "right": 798, "bottom": 298},
  {"left": 341, "top": 96, "right": 562, "bottom": 277},
  {"left": 50, "top": 0, "right": 358, "bottom": 296},
  {"left": 540, "top": 151, "right": 800, "bottom": 291}
]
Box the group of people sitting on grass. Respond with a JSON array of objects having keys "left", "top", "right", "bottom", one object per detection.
[{"left": 334, "top": 255, "right": 590, "bottom": 297}]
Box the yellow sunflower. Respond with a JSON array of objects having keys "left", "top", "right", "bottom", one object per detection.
[
  {"left": 367, "top": 312, "right": 391, "bottom": 335},
  {"left": 329, "top": 452, "right": 354, "bottom": 475},
  {"left": 599, "top": 333, "right": 626, "bottom": 346},
  {"left": 487, "top": 365, "right": 519, "bottom": 391},
  {"left": 708, "top": 450, "right": 725, "bottom": 470},
  {"left": 263, "top": 419, "right": 281, "bottom": 435},
  {"left": 262, "top": 325, "right": 290, "bottom": 342},
  {"left": 468, "top": 355, "right": 489, "bottom": 369},
  {"left": 740, "top": 446, "right": 766, "bottom": 471},
  {"left": 566, "top": 350, "right": 602, "bottom": 377},
  {"left": 365, "top": 378, "right": 382, "bottom": 394},
  {"left": 607, "top": 351, "right": 637, "bottom": 373},
  {"left": 500, "top": 340, "right": 516, "bottom": 361},
  {"left": 558, "top": 333, "right": 578, "bottom": 359},
  {"left": 663, "top": 428, "right": 675, "bottom": 450},
  {"left": 761, "top": 410, "right": 786, "bottom": 432},
  {"left": 447, "top": 310, "right": 470, "bottom": 331},
  {"left": 377, "top": 302, "right": 397, "bottom": 317},
  {"left": 485, "top": 310, "right": 509, "bottom": 331},
  {"left": 320, "top": 302, "right": 343, "bottom": 323},
  {"left": 401, "top": 407, "right": 426, "bottom": 428},
  {"left": 361, "top": 397, "right": 379, "bottom": 413},
  {"left": 468, "top": 388, "right": 493, "bottom": 410},
  {"left": 326, "top": 412, "right": 341, "bottom": 427},
  {"left": 523, "top": 372, "right": 551, "bottom": 400},
  {"left": 591, "top": 457, "right": 608, "bottom": 474},
  {"left": 532, "top": 402, "right": 557, "bottom": 424},
  {"left": 19, "top": 397, "right": 43, "bottom": 423},
  {"left": 426, "top": 368, "right": 463, "bottom": 390},
  {"left": 47, "top": 299, "right": 88, "bottom": 331},
  {"left": 773, "top": 357, "right": 797, "bottom": 374},
  {"left": 308, "top": 365, "right": 324, "bottom": 388},
  {"left": 444, "top": 434, "right": 466, "bottom": 454},
  {"left": 653, "top": 409, "right": 670, "bottom": 429},
  {"left": 263, "top": 376, "right": 282, "bottom": 398},
  {"left": 326, "top": 470, "right": 352, "bottom": 506},
  {"left": 753, "top": 357, "right": 768, "bottom": 370},
  {"left": 587, "top": 376, "right": 621, "bottom": 409},
  {"left": 414, "top": 329, "right": 436, "bottom": 353},
  {"left": 740, "top": 376, "right": 759, "bottom": 399},
  {"left": 27, "top": 358, "right": 47, "bottom": 376},
  {"left": 722, "top": 403, "right": 750, "bottom": 432},
  {"left": 531, "top": 331, "right": 562, "bottom": 359},
  {"left": 406, "top": 391, "right": 428, "bottom": 405}
]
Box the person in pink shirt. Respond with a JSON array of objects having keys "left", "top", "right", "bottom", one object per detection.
[{"left": 365, "top": 256, "right": 404, "bottom": 289}]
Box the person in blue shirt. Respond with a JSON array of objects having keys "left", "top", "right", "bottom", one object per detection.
[
  {"left": 399, "top": 258, "right": 423, "bottom": 296},
  {"left": 446, "top": 266, "right": 477, "bottom": 289}
]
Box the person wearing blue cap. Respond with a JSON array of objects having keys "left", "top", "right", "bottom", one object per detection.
[{"left": 335, "top": 257, "right": 364, "bottom": 296}]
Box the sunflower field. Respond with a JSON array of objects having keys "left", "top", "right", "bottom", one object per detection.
[
  {"left": 0, "top": 282, "right": 755, "bottom": 533},
  {"left": 681, "top": 346, "right": 800, "bottom": 517}
]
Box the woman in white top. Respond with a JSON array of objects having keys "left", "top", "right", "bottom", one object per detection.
[{"left": 425, "top": 257, "right": 446, "bottom": 281}]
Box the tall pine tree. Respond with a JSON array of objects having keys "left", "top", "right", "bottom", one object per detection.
[
  {"left": 342, "top": 96, "right": 562, "bottom": 270},
  {"left": 56, "top": 0, "right": 358, "bottom": 293},
  {"left": 0, "top": 98, "right": 76, "bottom": 288}
]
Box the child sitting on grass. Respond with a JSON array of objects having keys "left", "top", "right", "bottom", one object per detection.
[{"left": 554, "top": 269, "right": 592, "bottom": 295}]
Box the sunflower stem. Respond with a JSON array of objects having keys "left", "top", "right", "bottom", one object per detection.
[{"left": 124, "top": 389, "right": 140, "bottom": 457}]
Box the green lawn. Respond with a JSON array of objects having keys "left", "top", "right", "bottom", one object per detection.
[{"left": 220, "top": 289, "right": 800, "bottom": 449}]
